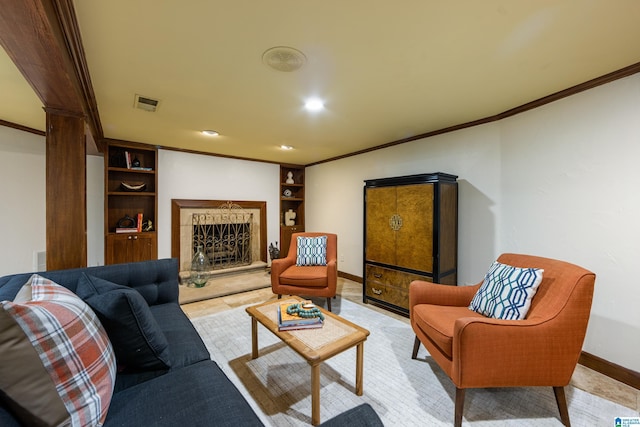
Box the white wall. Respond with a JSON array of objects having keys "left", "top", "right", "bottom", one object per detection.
[
  {"left": 156, "top": 150, "right": 281, "bottom": 261},
  {"left": 306, "top": 73, "right": 640, "bottom": 371},
  {"left": 499, "top": 75, "right": 640, "bottom": 372},
  {"left": 305, "top": 123, "right": 503, "bottom": 286},
  {"left": 86, "top": 154, "right": 104, "bottom": 266},
  {"left": 0, "top": 126, "right": 46, "bottom": 275}
]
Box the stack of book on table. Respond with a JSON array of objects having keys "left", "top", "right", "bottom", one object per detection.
[{"left": 277, "top": 302, "right": 323, "bottom": 331}]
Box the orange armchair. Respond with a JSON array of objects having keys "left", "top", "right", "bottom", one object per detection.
[
  {"left": 410, "top": 253, "right": 595, "bottom": 427},
  {"left": 271, "top": 232, "right": 338, "bottom": 311}
]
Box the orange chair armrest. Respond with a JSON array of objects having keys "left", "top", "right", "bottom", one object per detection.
[
  {"left": 452, "top": 317, "right": 582, "bottom": 387},
  {"left": 409, "top": 281, "right": 480, "bottom": 309},
  {"left": 270, "top": 257, "right": 295, "bottom": 284},
  {"left": 327, "top": 259, "right": 338, "bottom": 292},
  {"left": 455, "top": 316, "right": 551, "bottom": 354}
]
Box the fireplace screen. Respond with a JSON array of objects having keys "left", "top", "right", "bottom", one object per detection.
[{"left": 191, "top": 202, "right": 253, "bottom": 270}]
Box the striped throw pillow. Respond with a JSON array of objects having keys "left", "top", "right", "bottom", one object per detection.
[
  {"left": 469, "top": 261, "right": 544, "bottom": 320},
  {"left": 296, "top": 235, "right": 328, "bottom": 266},
  {"left": 0, "top": 275, "right": 116, "bottom": 427}
]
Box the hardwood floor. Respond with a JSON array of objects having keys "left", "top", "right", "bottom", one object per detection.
[{"left": 180, "top": 275, "right": 639, "bottom": 412}]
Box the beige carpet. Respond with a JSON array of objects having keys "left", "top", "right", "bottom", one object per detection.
[
  {"left": 191, "top": 298, "right": 638, "bottom": 426},
  {"left": 179, "top": 269, "right": 271, "bottom": 304}
]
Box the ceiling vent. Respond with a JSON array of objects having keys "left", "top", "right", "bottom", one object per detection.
[
  {"left": 134, "top": 94, "right": 160, "bottom": 112},
  {"left": 262, "top": 46, "right": 306, "bottom": 72}
]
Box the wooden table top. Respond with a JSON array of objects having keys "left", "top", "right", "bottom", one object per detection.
[{"left": 246, "top": 296, "right": 370, "bottom": 364}]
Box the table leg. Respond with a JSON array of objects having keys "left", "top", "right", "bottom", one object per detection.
[
  {"left": 311, "top": 363, "right": 320, "bottom": 425},
  {"left": 355, "top": 342, "right": 364, "bottom": 396},
  {"left": 251, "top": 317, "right": 258, "bottom": 359}
]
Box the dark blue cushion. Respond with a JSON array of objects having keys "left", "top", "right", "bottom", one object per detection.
[
  {"left": 76, "top": 273, "right": 172, "bottom": 371},
  {"left": 0, "top": 403, "right": 21, "bottom": 427},
  {"left": 149, "top": 303, "right": 211, "bottom": 368},
  {"left": 105, "top": 360, "right": 264, "bottom": 427}
]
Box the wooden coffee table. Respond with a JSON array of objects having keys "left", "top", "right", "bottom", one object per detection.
[{"left": 246, "top": 296, "right": 370, "bottom": 425}]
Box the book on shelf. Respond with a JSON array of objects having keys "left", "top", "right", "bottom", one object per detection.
[
  {"left": 124, "top": 151, "right": 132, "bottom": 169},
  {"left": 130, "top": 166, "right": 153, "bottom": 171},
  {"left": 277, "top": 302, "right": 323, "bottom": 331},
  {"left": 115, "top": 227, "right": 138, "bottom": 233},
  {"left": 137, "top": 213, "right": 143, "bottom": 233}
]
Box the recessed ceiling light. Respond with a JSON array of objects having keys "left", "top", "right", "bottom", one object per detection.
[
  {"left": 304, "top": 98, "right": 324, "bottom": 112},
  {"left": 202, "top": 130, "right": 219, "bottom": 136},
  {"left": 280, "top": 145, "right": 294, "bottom": 150}
]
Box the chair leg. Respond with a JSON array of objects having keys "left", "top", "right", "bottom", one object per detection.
[
  {"left": 454, "top": 388, "right": 465, "bottom": 427},
  {"left": 411, "top": 336, "right": 420, "bottom": 359},
  {"left": 277, "top": 294, "right": 281, "bottom": 299},
  {"left": 553, "top": 386, "right": 571, "bottom": 426},
  {"left": 326, "top": 297, "right": 332, "bottom": 312}
]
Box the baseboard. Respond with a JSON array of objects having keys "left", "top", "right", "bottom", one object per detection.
[
  {"left": 579, "top": 351, "right": 640, "bottom": 390},
  {"left": 338, "top": 270, "right": 362, "bottom": 283}
]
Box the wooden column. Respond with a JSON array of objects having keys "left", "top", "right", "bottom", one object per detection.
[
  {"left": 46, "top": 110, "right": 87, "bottom": 269},
  {"left": 1, "top": 0, "right": 102, "bottom": 270}
]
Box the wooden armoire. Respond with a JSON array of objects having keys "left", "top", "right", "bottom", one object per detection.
[{"left": 363, "top": 173, "right": 458, "bottom": 314}]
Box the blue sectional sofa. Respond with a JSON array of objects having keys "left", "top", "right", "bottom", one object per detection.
[{"left": 0, "top": 258, "right": 381, "bottom": 427}]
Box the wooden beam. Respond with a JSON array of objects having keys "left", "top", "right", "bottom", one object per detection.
[
  {"left": 0, "top": 0, "right": 82, "bottom": 113},
  {"left": 0, "top": 0, "right": 104, "bottom": 151}
]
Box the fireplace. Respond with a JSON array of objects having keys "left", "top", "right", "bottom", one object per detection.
[
  {"left": 191, "top": 203, "right": 252, "bottom": 269},
  {"left": 171, "top": 199, "right": 267, "bottom": 283}
]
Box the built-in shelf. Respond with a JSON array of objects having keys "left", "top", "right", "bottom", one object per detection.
[
  {"left": 279, "top": 164, "right": 305, "bottom": 257},
  {"left": 104, "top": 139, "right": 158, "bottom": 264}
]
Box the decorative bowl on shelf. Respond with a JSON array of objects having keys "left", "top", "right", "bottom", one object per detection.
[{"left": 120, "top": 181, "right": 146, "bottom": 192}]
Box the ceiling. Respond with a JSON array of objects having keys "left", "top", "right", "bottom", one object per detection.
[{"left": 1, "top": 1, "right": 640, "bottom": 165}]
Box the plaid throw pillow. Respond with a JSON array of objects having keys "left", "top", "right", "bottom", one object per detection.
[
  {"left": 296, "top": 235, "right": 328, "bottom": 266},
  {"left": 469, "top": 261, "right": 544, "bottom": 320},
  {"left": 0, "top": 275, "right": 116, "bottom": 427}
]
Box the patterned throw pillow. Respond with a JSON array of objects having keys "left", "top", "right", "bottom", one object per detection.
[
  {"left": 469, "top": 261, "right": 544, "bottom": 320},
  {"left": 296, "top": 235, "right": 328, "bottom": 266},
  {"left": 0, "top": 275, "right": 116, "bottom": 427}
]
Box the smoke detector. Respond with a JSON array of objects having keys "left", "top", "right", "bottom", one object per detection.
[
  {"left": 262, "top": 46, "right": 306, "bottom": 72},
  {"left": 134, "top": 94, "right": 160, "bottom": 112}
]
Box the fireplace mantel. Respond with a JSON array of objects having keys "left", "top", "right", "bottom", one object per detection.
[{"left": 171, "top": 199, "right": 267, "bottom": 270}]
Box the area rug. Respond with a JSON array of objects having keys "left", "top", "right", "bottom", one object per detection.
[
  {"left": 191, "top": 299, "right": 637, "bottom": 426},
  {"left": 179, "top": 269, "right": 271, "bottom": 304}
]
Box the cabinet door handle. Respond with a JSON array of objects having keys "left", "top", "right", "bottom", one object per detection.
[
  {"left": 128, "top": 236, "right": 132, "bottom": 240},
  {"left": 373, "top": 273, "right": 382, "bottom": 278},
  {"left": 371, "top": 287, "right": 383, "bottom": 295},
  {"left": 133, "top": 236, "right": 138, "bottom": 240},
  {"left": 389, "top": 214, "right": 403, "bottom": 231}
]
